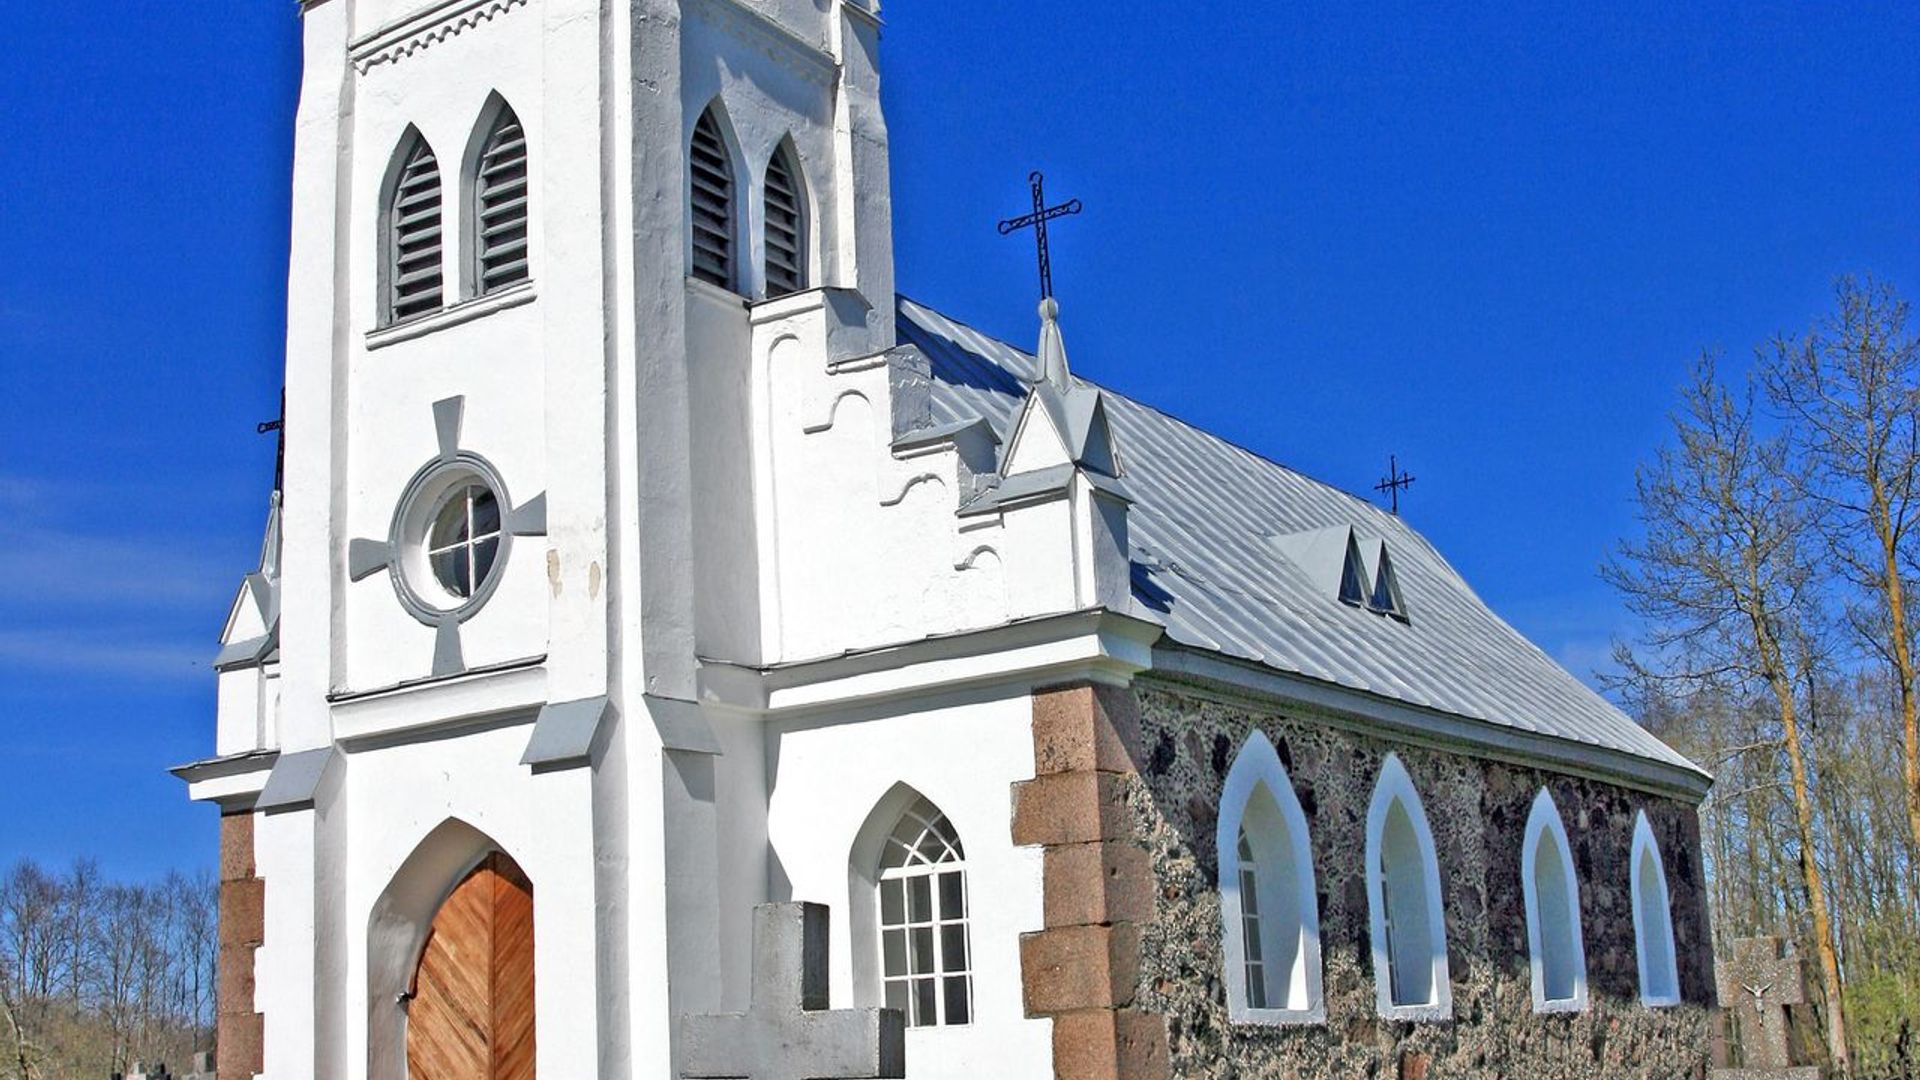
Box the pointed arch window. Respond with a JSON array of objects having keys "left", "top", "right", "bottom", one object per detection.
[
  {"left": 1218, "top": 731, "right": 1324, "bottom": 1023},
  {"left": 385, "top": 131, "right": 445, "bottom": 324},
  {"left": 1631, "top": 812, "right": 1681, "bottom": 1006},
  {"left": 1364, "top": 753, "right": 1452, "bottom": 1020},
  {"left": 689, "top": 108, "right": 736, "bottom": 289},
  {"left": 472, "top": 102, "right": 530, "bottom": 295},
  {"left": 1522, "top": 789, "right": 1588, "bottom": 1012},
  {"left": 876, "top": 796, "right": 972, "bottom": 1028},
  {"left": 764, "top": 143, "right": 806, "bottom": 297}
]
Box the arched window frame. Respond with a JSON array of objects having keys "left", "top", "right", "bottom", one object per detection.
[
  {"left": 462, "top": 93, "right": 531, "bottom": 298},
  {"left": 761, "top": 137, "right": 809, "bottom": 298},
  {"left": 1521, "top": 788, "right": 1589, "bottom": 1013},
  {"left": 379, "top": 126, "right": 446, "bottom": 327},
  {"left": 1364, "top": 753, "right": 1452, "bottom": 1021},
  {"left": 687, "top": 102, "right": 742, "bottom": 293},
  {"left": 1630, "top": 811, "right": 1682, "bottom": 1007},
  {"left": 1217, "top": 731, "right": 1324, "bottom": 1024},
  {"left": 847, "top": 784, "right": 974, "bottom": 1030}
]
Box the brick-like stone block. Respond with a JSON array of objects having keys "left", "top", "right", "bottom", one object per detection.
[
  {"left": 217, "top": 1009, "right": 264, "bottom": 1077},
  {"left": 1044, "top": 841, "right": 1155, "bottom": 928},
  {"left": 220, "top": 877, "right": 265, "bottom": 949},
  {"left": 219, "top": 812, "right": 256, "bottom": 882},
  {"left": 216, "top": 943, "right": 256, "bottom": 1016},
  {"left": 1033, "top": 683, "right": 1145, "bottom": 776},
  {"left": 1012, "top": 771, "right": 1133, "bottom": 847},
  {"left": 1400, "top": 1050, "right": 1431, "bottom": 1080},
  {"left": 1021, "top": 923, "right": 1141, "bottom": 1016},
  {"left": 1051, "top": 1008, "right": 1170, "bottom": 1080}
]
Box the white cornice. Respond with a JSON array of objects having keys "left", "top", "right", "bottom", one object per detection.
[
  {"left": 173, "top": 749, "right": 279, "bottom": 810},
  {"left": 697, "top": 609, "right": 1161, "bottom": 718},
  {"left": 685, "top": 0, "right": 837, "bottom": 86},
  {"left": 350, "top": 0, "right": 531, "bottom": 75}
]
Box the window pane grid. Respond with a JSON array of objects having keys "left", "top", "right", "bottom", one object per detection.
[
  {"left": 1237, "top": 828, "right": 1269, "bottom": 1009},
  {"left": 427, "top": 484, "right": 502, "bottom": 599},
  {"left": 876, "top": 798, "right": 971, "bottom": 1028}
]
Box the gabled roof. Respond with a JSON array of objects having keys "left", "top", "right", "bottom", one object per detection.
[
  {"left": 215, "top": 493, "right": 282, "bottom": 671},
  {"left": 898, "top": 296, "right": 1702, "bottom": 778}
]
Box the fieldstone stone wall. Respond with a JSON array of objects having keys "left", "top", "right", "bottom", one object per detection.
[{"left": 1127, "top": 685, "right": 1714, "bottom": 1079}]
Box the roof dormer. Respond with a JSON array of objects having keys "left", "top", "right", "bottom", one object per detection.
[{"left": 1272, "top": 526, "right": 1410, "bottom": 622}]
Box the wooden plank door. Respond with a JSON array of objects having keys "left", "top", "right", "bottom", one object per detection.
[{"left": 407, "top": 853, "right": 536, "bottom": 1080}]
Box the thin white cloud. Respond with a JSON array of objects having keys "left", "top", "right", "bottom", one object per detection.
[
  {"left": 0, "top": 523, "right": 236, "bottom": 610},
  {"left": 0, "top": 629, "right": 207, "bottom": 682}
]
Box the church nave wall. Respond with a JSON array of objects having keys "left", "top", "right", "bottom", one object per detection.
[{"left": 1117, "top": 685, "right": 1714, "bottom": 1079}]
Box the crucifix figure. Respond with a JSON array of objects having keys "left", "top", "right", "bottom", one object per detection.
[
  {"left": 1375, "top": 454, "right": 1416, "bottom": 515},
  {"left": 997, "top": 171, "right": 1082, "bottom": 300},
  {"left": 1712, "top": 936, "right": 1816, "bottom": 1077},
  {"left": 678, "top": 903, "right": 906, "bottom": 1080}
]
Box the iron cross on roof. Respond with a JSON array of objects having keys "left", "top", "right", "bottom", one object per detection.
[
  {"left": 1375, "top": 454, "right": 1416, "bottom": 515},
  {"left": 997, "top": 171, "right": 1082, "bottom": 300},
  {"left": 257, "top": 389, "right": 287, "bottom": 496}
]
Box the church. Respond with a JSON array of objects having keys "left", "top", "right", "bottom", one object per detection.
[{"left": 174, "top": 1, "right": 1718, "bottom": 1077}]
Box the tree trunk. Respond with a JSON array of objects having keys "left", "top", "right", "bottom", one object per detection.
[
  {"left": 1871, "top": 481, "right": 1920, "bottom": 876},
  {"left": 1757, "top": 617, "right": 1852, "bottom": 1075}
]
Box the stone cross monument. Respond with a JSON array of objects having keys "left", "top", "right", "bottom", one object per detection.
[
  {"left": 1711, "top": 936, "right": 1818, "bottom": 1080},
  {"left": 678, "top": 902, "right": 907, "bottom": 1080}
]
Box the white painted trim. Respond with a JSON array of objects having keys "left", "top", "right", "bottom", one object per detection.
[
  {"left": 177, "top": 750, "right": 279, "bottom": 808},
  {"left": 847, "top": 782, "right": 929, "bottom": 1008},
  {"left": 1630, "top": 811, "right": 1682, "bottom": 1007},
  {"left": 1363, "top": 753, "right": 1453, "bottom": 1021},
  {"left": 1521, "top": 788, "right": 1589, "bottom": 1014},
  {"left": 1216, "top": 732, "right": 1324, "bottom": 1025},
  {"left": 329, "top": 658, "right": 547, "bottom": 747},
  {"left": 350, "top": 0, "right": 532, "bottom": 74},
  {"left": 365, "top": 281, "right": 536, "bottom": 349},
  {"left": 696, "top": 609, "right": 1160, "bottom": 719}
]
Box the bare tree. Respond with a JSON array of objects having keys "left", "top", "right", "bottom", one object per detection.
[
  {"left": 1606, "top": 358, "right": 1852, "bottom": 1073},
  {"left": 1765, "top": 278, "right": 1920, "bottom": 872}
]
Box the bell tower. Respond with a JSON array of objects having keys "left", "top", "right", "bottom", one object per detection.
[{"left": 188, "top": 0, "right": 903, "bottom": 1076}]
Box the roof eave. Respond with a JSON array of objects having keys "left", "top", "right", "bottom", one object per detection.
[{"left": 1146, "top": 642, "right": 1713, "bottom": 803}]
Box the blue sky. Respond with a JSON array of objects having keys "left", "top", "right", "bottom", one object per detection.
[{"left": 2, "top": 2, "right": 1915, "bottom": 880}]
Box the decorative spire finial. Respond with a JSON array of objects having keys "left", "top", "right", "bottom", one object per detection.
[{"left": 1036, "top": 296, "right": 1071, "bottom": 395}]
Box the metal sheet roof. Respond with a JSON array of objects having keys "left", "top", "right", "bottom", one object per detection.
[{"left": 899, "top": 296, "right": 1703, "bottom": 776}]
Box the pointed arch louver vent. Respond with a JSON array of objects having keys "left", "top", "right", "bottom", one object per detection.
[
  {"left": 689, "top": 110, "right": 735, "bottom": 289},
  {"left": 1369, "top": 543, "right": 1408, "bottom": 621},
  {"left": 474, "top": 106, "right": 530, "bottom": 294},
  {"left": 388, "top": 134, "right": 445, "bottom": 323},
  {"left": 764, "top": 146, "right": 805, "bottom": 297},
  {"left": 1338, "top": 534, "right": 1369, "bottom": 607}
]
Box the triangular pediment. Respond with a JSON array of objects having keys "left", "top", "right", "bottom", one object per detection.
[{"left": 1002, "top": 390, "right": 1074, "bottom": 476}]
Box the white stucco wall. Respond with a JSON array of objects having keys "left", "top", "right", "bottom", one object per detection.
[
  {"left": 765, "top": 689, "right": 1052, "bottom": 1077},
  {"left": 340, "top": 720, "right": 607, "bottom": 1079},
  {"left": 207, "top": 3, "right": 1087, "bottom": 1078},
  {"left": 342, "top": 3, "right": 553, "bottom": 692}
]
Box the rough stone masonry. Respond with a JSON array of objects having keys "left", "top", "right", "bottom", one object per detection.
[{"left": 1106, "top": 683, "right": 1715, "bottom": 1079}]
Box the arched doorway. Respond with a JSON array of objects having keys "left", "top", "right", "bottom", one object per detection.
[{"left": 406, "top": 852, "right": 535, "bottom": 1079}]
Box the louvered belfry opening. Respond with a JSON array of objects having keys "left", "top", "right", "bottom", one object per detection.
[
  {"left": 764, "top": 146, "right": 805, "bottom": 296},
  {"left": 388, "top": 133, "right": 445, "bottom": 324},
  {"left": 475, "top": 105, "right": 530, "bottom": 295},
  {"left": 689, "top": 109, "right": 735, "bottom": 289}
]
